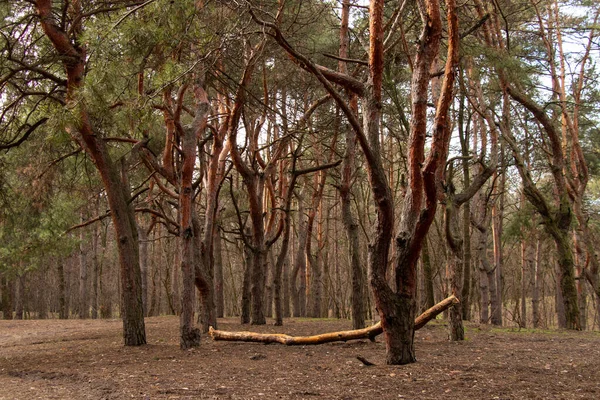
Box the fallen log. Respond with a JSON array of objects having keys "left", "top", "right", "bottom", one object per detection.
[{"left": 208, "top": 295, "right": 458, "bottom": 345}]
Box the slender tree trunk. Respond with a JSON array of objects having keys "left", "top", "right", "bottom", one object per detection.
[
  {"left": 521, "top": 232, "right": 535, "bottom": 328},
  {"left": 458, "top": 85, "right": 473, "bottom": 321},
  {"left": 38, "top": 268, "right": 48, "bottom": 319},
  {"left": 1, "top": 275, "right": 12, "bottom": 320},
  {"left": 283, "top": 257, "right": 290, "bottom": 318},
  {"left": 240, "top": 238, "right": 252, "bottom": 324},
  {"left": 214, "top": 229, "right": 224, "bottom": 318},
  {"left": 491, "top": 186, "right": 503, "bottom": 325},
  {"left": 79, "top": 216, "right": 88, "bottom": 319},
  {"left": 15, "top": 274, "right": 25, "bottom": 320},
  {"left": 138, "top": 223, "right": 149, "bottom": 316},
  {"left": 273, "top": 248, "right": 285, "bottom": 325},
  {"left": 171, "top": 247, "right": 181, "bottom": 315},
  {"left": 338, "top": 0, "right": 366, "bottom": 329},
  {"left": 57, "top": 260, "right": 67, "bottom": 319},
  {"left": 91, "top": 226, "right": 99, "bottom": 320},
  {"left": 532, "top": 238, "right": 542, "bottom": 328},
  {"left": 461, "top": 202, "right": 472, "bottom": 321},
  {"left": 291, "top": 196, "right": 308, "bottom": 317},
  {"left": 265, "top": 252, "right": 274, "bottom": 319},
  {"left": 574, "top": 230, "right": 587, "bottom": 330},
  {"left": 341, "top": 128, "right": 366, "bottom": 328},
  {"left": 478, "top": 265, "right": 489, "bottom": 323}
]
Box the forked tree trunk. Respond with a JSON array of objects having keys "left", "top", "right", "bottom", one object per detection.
[
  {"left": 251, "top": 0, "right": 455, "bottom": 365},
  {"left": 178, "top": 83, "right": 209, "bottom": 349}
]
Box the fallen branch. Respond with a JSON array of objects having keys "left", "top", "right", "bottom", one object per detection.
[{"left": 208, "top": 295, "right": 458, "bottom": 345}]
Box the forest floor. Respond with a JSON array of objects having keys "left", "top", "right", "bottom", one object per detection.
[{"left": 1, "top": 316, "right": 599, "bottom": 400}]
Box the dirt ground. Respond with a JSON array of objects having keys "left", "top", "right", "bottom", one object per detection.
[{"left": 1, "top": 316, "right": 599, "bottom": 400}]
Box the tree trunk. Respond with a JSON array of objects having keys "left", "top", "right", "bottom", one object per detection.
[
  {"left": 532, "top": 238, "right": 542, "bottom": 328},
  {"left": 240, "top": 239, "right": 252, "bottom": 324},
  {"left": 38, "top": 268, "right": 48, "bottom": 319},
  {"left": 214, "top": 229, "right": 225, "bottom": 318},
  {"left": 15, "top": 274, "right": 25, "bottom": 320},
  {"left": 491, "top": 189, "right": 503, "bottom": 326},
  {"left": 478, "top": 263, "right": 489, "bottom": 323},
  {"left": 338, "top": 0, "right": 365, "bottom": 328},
  {"left": 461, "top": 200, "right": 472, "bottom": 321},
  {"left": 171, "top": 244, "right": 181, "bottom": 315},
  {"left": 35, "top": 0, "right": 146, "bottom": 346},
  {"left": 291, "top": 196, "right": 308, "bottom": 317},
  {"left": 574, "top": 230, "right": 587, "bottom": 330},
  {"left": 556, "top": 263, "right": 567, "bottom": 329},
  {"left": 1, "top": 275, "right": 12, "bottom": 320},
  {"left": 178, "top": 83, "right": 209, "bottom": 349},
  {"left": 193, "top": 215, "right": 217, "bottom": 333},
  {"left": 57, "top": 260, "right": 67, "bottom": 320},
  {"left": 553, "top": 226, "right": 580, "bottom": 329},
  {"left": 341, "top": 124, "right": 366, "bottom": 329},
  {"left": 138, "top": 223, "right": 149, "bottom": 316},
  {"left": 448, "top": 255, "right": 464, "bottom": 341},
  {"left": 79, "top": 217, "right": 88, "bottom": 319},
  {"left": 91, "top": 225, "right": 99, "bottom": 319},
  {"left": 250, "top": 247, "right": 268, "bottom": 325},
  {"left": 521, "top": 236, "right": 535, "bottom": 328},
  {"left": 282, "top": 257, "right": 290, "bottom": 318}
]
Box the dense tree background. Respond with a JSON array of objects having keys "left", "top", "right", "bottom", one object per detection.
[{"left": 1, "top": 0, "right": 600, "bottom": 362}]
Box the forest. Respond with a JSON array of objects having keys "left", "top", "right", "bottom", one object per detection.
[{"left": 1, "top": 0, "right": 600, "bottom": 376}]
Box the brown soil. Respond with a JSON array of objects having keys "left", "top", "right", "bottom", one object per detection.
[{"left": 1, "top": 316, "right": 599, "bottom": 399}]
